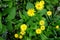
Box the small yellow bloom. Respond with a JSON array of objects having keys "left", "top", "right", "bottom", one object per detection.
[
  {"left": 19, "top": 35, "right": 23, "bottom": 39},
  {"left": 40, "top": 25, "right": 45, "bottom": 30},
  {"left": 14, "top": 34, "right": 18, "bottom": 38},
  {"left": 20, "top": 31, "right": 26, "bottom": 35},
  {"left": 56, "top": 25, "right": 59, "bottom": 29},
  {"left": 39, "top": 20, "right": 45, "bottom": 25},
  {"left": 27, "top": 9, "right": 35, "bottom": 17},
  {"left": 47, "top": 11, "right": 52, "bottom": 16},
  {"left": 20, "top": 24, "right": 27, "bottom": 31},
  {"left": 36, "top": 29, "right": 42, "bottom": 34},
  {"left": 35, "top": 2, "right": 44, "bottom": 10},
  {"left": 40, "top": 0, "right": 45, "bottom": 5}
]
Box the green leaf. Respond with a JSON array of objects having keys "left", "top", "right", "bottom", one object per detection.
[
  {"left": 15, "top": 23, "right": 22, "bottom": 30},
  {"left": 46, "top": 4, "right": 53, "bottom": 10},
  {"left": 0, "top": 13, "right": 2, "bottom": 32},
  {"left": 8, "top": 1, "right": 12, "bottom": 8},
  {"left": 6, "top": 21, "right": 13, "bottom": 32},
  {"left": 19, "top": 11, "right": 25, "bottom": 19},
  {"left": 37, "top": 9, "right": 47, "bottom": 16},
  {"left": 23, "top": 37, "right": 31, "bottom": 40},
  {"left": 3, "top": 0, "right": 12, "bottom": 1},
  {"left": 26, "top": 37, "right": 31, "bottom": 40},
  {"left": 0, "top": 25, "right": 7, "bottom": 34},
  {"left": 19, "top": 10, "right": 29, "bottom": 22},
  {"left": 52, "top": 0, "right": 58, "bottom": 5},
  {"left": 23, "top": 10, "right": 29, "bottom": 21},
  {"left": 40, "top": 33, "right": 48, "bottom": 40},
  {"left": 26, "top": 2, "right": 34, "bottom": 10},
  {"left": 6, "top": 7, "right": 16, "bottom": 21},
  {"left": 0, "top": 37, "right": 4, "bottom": 40}
]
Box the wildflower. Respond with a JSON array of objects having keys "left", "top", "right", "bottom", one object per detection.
[
  {"left": 20, "top": 24, "right": 27, "bottom": 31},
  {"left": 36, "top": 29, "right": 42, "bottom": 34},
  {"left": 20, "top": 31, "right": 26, "bottom": 35},
  {"left": 47, "top": 11, "right": 52, "bottom": 16},
  {"left": 19, "top": 35, "right": 23, "bottom": 39},
  {"left": 39, "top": 20, "right": 45, "bottom": 25},
  {"left": 14, "top": 34, "right": 18, "bottom": 38},
  {"left": 40, "top": 0, "right": 45, "bottom": 5},
  {"left": 27, "top": 9, "right": 35, "bottom": 17},
  {"left": 40, "top": 25, "right": 45, "bottom": 30},
  {"left": 35, "top": 1, "right": 44, "bottom": 10},
  {"left": 56, "top": 25, "right": 59, "bottom": 29}
]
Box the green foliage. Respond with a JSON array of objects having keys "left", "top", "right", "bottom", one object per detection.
[
  {"left": 0, "top": 37, "right": 4, "bottom": 40},
  {"left": 0, "top": 0, "right": 60, "bottom": 40},
  {"left": 26, "top": 2, "right": 34, "bottom": 10}
]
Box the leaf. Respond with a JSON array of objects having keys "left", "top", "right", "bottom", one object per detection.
[
  {"left": 19, "top": 11, "right": 25, "bottom": 19},
  {"left": 15, "top": 23, "right": 22, "bottom": 30},
  {"left": 46, "top": 4, "right": 53, "bottom": 10},
  {"left": 0, "top": 25, "right": 7, "bottom": 34},
  {"left": 6, "top": 21, "right": 13, "bottom": 32},
  {"left": 26, "top": 37, "right": 31, "bottom": 40},
  {"left": 23, "top": 10, "right": 29, "bottom": 21},
  {"left": 8, "top": 1, "right": 12, "bottom": 8},
  {"left": 6, "top": 7, "right": 16, "bottom": 21},
  {"left": 19, "top": 10, "right": 29, "bottom": 22},
  {"left": 23, "top": 37, "right": 31, "bottom": 40},
  {"left": 0, "top": 37, "right": 4, "bottom": 40},
  {"left": 3, "top": 0, "right": 12, "bottom": 1},
  {"left": 0, "top": 13, "right": 2, "bottom": 32},
  {"left": 37, "top": 9, "right": 47, "bottom": 16},
  {"left": 40, "top": 33, "right": 48, "bottom": 40},
  {"left": 26, "top": 2, "right": 34, "bottom": 10}
]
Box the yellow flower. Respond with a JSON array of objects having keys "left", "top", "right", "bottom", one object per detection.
[
  {"left": 27, "top": 9, "right": 35, "bottom": 17},
  {"left": 19, "top": 35, "right": 23, "bottom": 39},
  {"left": 40, "top": 25, "right": 45, "bottom": 30},
  {"left": 36, "top": 29, "right": 42, "bottom": 34},
  {"left": 56, "top": 25, "right": 59, "bottom": 29},
  {"left": 39, "top": 20, "right": 45, "bottom": 25},
  {"left": 47, "top": 11, "right": 52, "bottom": 16},
  {"left": 40, "top": 0, "right": 45, "bottom": 5},
  {"left": 20, "top": 31, "right": 26, "bottom": 35},
  {"left": 20, "top": 24, "right": 27, "bottom": 31},
  {"left": 35, "top": 2, "right": 44, "bottom": 10},
  {"left": 14, "top": 34, "right": 18, "bottom": 38}
]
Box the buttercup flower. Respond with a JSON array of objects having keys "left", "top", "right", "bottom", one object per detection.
[
  {"left": 20, "top": 31, "right": 26, "bottom": 35},
  {"left": 47, "top": 11, "right": 52, "bottom": 16},
  {"left": 40, "top": 25, "right": 45, "bottom": 30},
  {"left": 19, "top": 35, "right": 23, "bottom": 39},
  {"left": 40, "top": 0, "right": 45, "bottom": 5},
  {"left": 39, "top": 20, "right": 45, "bottom": 25},
  {"left": 14, "top": 34, "right": 18, "bottom": 38},
  {"left": 35, "top": 2, "right": 44, "bottom": 10},
  {"left": 36, "top": 29, "right": 42, "bottom": 34},
  {"left": 27, "top": 9, "right": 35, "bottom": 17},
  {"left": 56, "top": 25, "right": 59, "bottom": 29},
  {"left": 20, "top": 24, "right": 27, "bottom": 31}
]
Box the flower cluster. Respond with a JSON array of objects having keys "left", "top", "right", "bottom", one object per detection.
[
  {"left": 13, "top": 0, "right": 59, "bottom": 40},
  {"left": 36, "top": 20, "right": 45, "bottom": 34},
  {"left": 35, "top": 0, "right": 45, "bottom": 10},
  {"left": 14, "top": 24, "right": 27, "bottom": 39}
]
